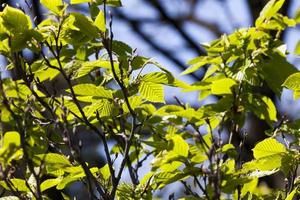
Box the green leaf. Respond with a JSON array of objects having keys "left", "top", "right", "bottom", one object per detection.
[
  {"left": 35, "top": 153, "right": 72, "bottom": 172},
  {"left": 139, "top": 82, "right": 165, "bottom": 103},
  {"left": 99, "top": 164, "right": 111, "bottom": 180},
  {"left": 0, "top": 131, "right": 23, "bottom": 168},
  {"left": 85, "top": 99, "right": 113, "bottom": 118},
  {"left": 10, "top": 29, "right": 43, "bottom": 52},
  {"left": 61, "top": 98, "right": 83, "bottom": 118},
  {"left": 248, "top": 95, "right": 277, "bottom": 123},
  {"left": 56, "top": 174, "right": 81, "bottom": 190},
  {"left": 74, "top": 60, "right": 114, "bottom": 78},
  {"left": 241, "top": 178, "right": 258, "bottom": 197},
  {"left": 294, "top": 41, "right": 300, "bottom": 55},
  {"left": 171, "top": 135, "right": 189, "bottom": 158},
  {"left": 40, "top": 0, "right": 65, "bottom": 16},
  {"left": 292, "top": 90, "right": 300, "bottom": 99},
  {"left": 154, "top": 171, "right": 188, "bottom": 188},
  {"left": 98, "top": 99, "right": 113, "bottom": 117},
  {"left": 69, "top": 13, "right": 99, "bottom": 38},
  {"left": 241, "top": 156, "right": 282, "bottom": 173},
  {"left": 295, "top": 8, "right": 300, "bottom": 23},
  {"left": 181, "top": 56, "right": 209, "bottom": 75},
  {"left": 211, "top": 78, "right": 236, "bottom": 95},
  {"left": 285, "top": 188, "right": 298, "bottom": 200},
  {"left": 142, "top": 72, "right": 169, "bottom": 84},
  {"left": 98, "top": 0, "right": 122, "bottom": 7},
  {"left": 260, "top": 53, "right": 297, "bottom": 96},
  {"left": 71, "top": 0, "right": 122, "bottom": 6},
  {"left": 0, "top": 6, "right": 31, "bottom": 34},
  {"left": 70, "top": 0, "right": 90, "bottom": 4},
  {"left": 41, "top": 178, "right": 63, "bottom": 192},
  {"left": 0, "top": 197, "right": 20, "bottom": 200},
  {"left": 283, "top": 72, "right": 300, "bottom": 91},
  {"left": 68, "top": 84, "right": 113, "bottom": 99},
  {"left": 261, "top": 96, "right": 277, "bottom": 122},
  {"left": 253, "top": 138, "right": 286, "bottom": 159},
  {"left": 122, "top": 96, "right": 143, "bottom": 113},
  {"left": 35, "top": 67, "right": 60, "bottom": 82},
  {"left": 1, "top": 131, "right": 20, "bottom": 148},
  {"left": 255, "top": 0, "right": 285, "bottom": 27},
  {"left": 56, "top": 167, "right": 98, "bottom": 190},
  {"left": 0, "top": 179, "right": 29, "bottom": 192},
  {"left": 94, "top": 10, "right": 106, "bottom": 33}
]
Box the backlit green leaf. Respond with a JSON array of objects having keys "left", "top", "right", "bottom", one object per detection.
[
  {"left": 171, "top": 135, "right": 189, "bottom": 158},
  {"left": 40, "top": 0, "right": 65, "bottom": 16},
  {"left": 41, "top": 177, "right": 63, "bottom": 192},
  {"left": 68, "top": 84, "right": 113, "bottom": 99},
  {"left": 211, "top": 78, "right": 236, "bottom": 95},
  {"left": 283, "top": 72, "right": 300, "bottom": 91},
  {"left": 99, "top": 164, "right": 111, "bottom": 180},
  {"left": 0, "top": 6, "right": 31, "bottom": 34},
  {"left": 253, "top": 138, "right": 286, "bottom": 159},
  {"left": 181, "top": 56, "right": 210, "bottom": 75},
  {"left": 241, "top": 178, "right": 258, "bottom": 197},
  {"left": 70, "top": 0, "right": 90, "bottom": 4},
  {"left": 255, "top": 0, "right": 285, "bottom": 27},
  {"left": 94, "top": 10, "right": 106, "bottom": 33},
  {"left": 142, "top": 72, "right": 169, "bottom": 84},
  {"left": 0, "top": 197, "right": 20, "bottom": 200},
  {"left": 69, "top": 13, "right": 99, "bottom": 38},
  {"left": 139, "top": 82, "right": 165, "bottom": 103},
  {"left": 0, "top": 131, "right": 23, "bottom": 168},
  {"left": 294, "top": 41, "right": 300, "bottom": 56},
  {"left": 285, "top": 188, "right": 298, "bottom": 200},
  {"left": 122, "top": 96, "right": 143, "bottom": 113},
  {"left": 98, "top": 0, "right": 122, "bottom": 7},
  {"left": 260, "top": 53, "right": 297, "bottom": 96},
  {"left": 0, "top": 179, "right": 29, "bottom": 192},
  {"left": 74, "top": 60, "right": 115, "bottom": 78},
  {"left": 85, "top": 99, "right": 113, "bottom": 118}
]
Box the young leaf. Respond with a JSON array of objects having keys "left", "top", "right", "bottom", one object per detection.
[
  {"left": 139, "top": 82, "right": 165, "bottom": 103},
  {"left": 99, "top": 164, "right": 111, "bottom": 180},
  {"left": 74, "top": 60, "right": 114, "bottom": 78},
  {"left": 40, "top": 0, "right": 65, "bottom": 16},
  {"left": 0, "top": 179, "right": 29, "bottom": 192},
  {"left": 171, "top": 135, "right": 189, "bottom": 157},
  {"left": 0, "top": 6, "right": 31, "bottom": 33},
  {"left": 0, "top": 131, "right": 23, "bottom": 168},
  {"left": 211, "top": 78, "right": 236, "bottom": 95},
  {"left": 282, "top": 72, "right": 300, "bottom": 91},
  {"left": 285, "top": 188, "right": 298, "bottom": 200},
  {"left": 94, "top": 10, "right": 106, "bottom": 33},
  {"left": 122, "top": 96, "right": 143, "bottom": 113},
  {"left": 69, "top": 13, "right": 99, "bottom": 38},
  {"left": 142, "top": 72, "right": 169, "bottom": 84},
  {"left": 294, "top": 41, "right": 300, "bottom": 55},
  {"left": 68, "top": 84, "right": 113, "bottom": 99},
  {"left": 70, "top": 0, "right": 90, "bottom": 4},
  {"left": 41, "top": 177, "right": 63, "bottom": 192},
  {"left": 85, "top": 99, "right": 113, "bottom": 118},
  {"left": 181, "top": 56, "right": 209, "bottom": 75},
  {"left": 253, "top": 138, "right": 286, "bottom": 159},
  {"left": 98, "top": 0, "right": 122, "bottom": 7},
  {"left": 36, "top": 153, "right": 72, "bottom": 168},
  {"left": 260, "top": 53, "right": 297, "bottom": 96},
  {"left": 255, "top": 0, "right": 285, "bottom": 27},
  {"left": 0, "top": 197, "right": 20, "bottom": 200}
]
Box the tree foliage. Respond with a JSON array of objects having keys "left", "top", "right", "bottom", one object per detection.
[{"left": 0, "top": 0, "right": 300, "bottom": 199}]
